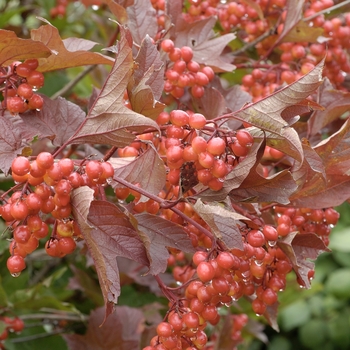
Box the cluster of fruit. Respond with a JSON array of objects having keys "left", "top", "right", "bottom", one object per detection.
[
  {"left": 161, "top": 41, "right": 215, "bottom": 99},
  {"left": 0, "top": 315, "right": 25, "bottom": 349},
  {"left": 3, "top": 152, "right": 114, "bottom": 276},
  {"left": 0, "top": 59, "right": 44, "bottom": 114}
]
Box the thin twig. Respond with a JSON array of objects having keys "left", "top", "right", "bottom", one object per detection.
[
  {"left": 10, "top": 330, "right": 64, "bottom": 343},
  {"left": 50, "top": 65, "right": 96, "bottom": 100},
  {"left": 303, "top": 0, "right": 350, "bottom": 21},
  {"left": 232, "top": 29, "right": 275, "bottom": 56},
  {"left": 20, "top": 313, "right": 88, "bottom": 322}
]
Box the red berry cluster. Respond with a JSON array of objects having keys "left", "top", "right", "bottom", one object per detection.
[
  {"left": 274, "top": 206, "right": 340, "bottom": 246},
  {"left": 156, "top": 110, "right": 254, "bottom": 192},
  {"left": 0, "top": 59, "right": 44, "bottom": 114},
  {"left": 161, "top": 40, "right": 215, "bottom": 99},
  {"left": 3, "top": 152, "right": 114, "bottom": 275},
  {"left": 0, "top": 316, "right": 25, "bottom": 348},
  {"left": 50, "top": 0, "right": 70, "bottom": 17}
]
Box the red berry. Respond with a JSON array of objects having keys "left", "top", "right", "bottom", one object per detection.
[
  {"left": 7, "top": 255, "right": 26, "bottom": 274},
  {"left": 27, "top": 71, "right": 44, "bottom": 88},
  {"left": 36, "top": 152, "right": 54, "bottom": 169},
  {"left": 247, "top": 230, "right": 265, "bottom": 247},
  {"left": 197, "top": 261, "right": 215, "bottom": 282},
  {"left": 11, "top": 156, "right": 30, "bottom": 176},
  {"left": 207, "top": 137, "right": 226, "bottom": 156}
]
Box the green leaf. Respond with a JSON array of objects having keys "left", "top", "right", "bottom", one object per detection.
[
  {"left": 329, "top": 228, "right": 350, "bottom": 252},
  {"left": 325, "top": 268, "right": 350, "bottom": 299},
  {"left": 299, "top": 319, "right": 329, "bottom": 348},
  {"left": 279, "top": 299, "right": 311, "bottom": 332}
]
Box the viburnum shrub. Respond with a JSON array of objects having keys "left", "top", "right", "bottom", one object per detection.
[{"left": 1, "top": 0, "right": 350, "bottom": 348}]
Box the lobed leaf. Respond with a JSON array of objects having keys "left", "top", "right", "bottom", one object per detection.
[
  {"left": 71, "top": 189, "right": 149, "bottom": 321},
  {"left": 127, "top": 35, "right": 165, "bottom": 119},
  {"left": 193, "top": 87, "right": 228, "bottom": 120},
  {"left": 229, "top": 169, "right": 297, "bottom": 205},
  {"left": 126, "top": 0, "right": 158, "bottom": 46},
  {"left": 234, "top": 59, "right": 325, "bottom": 164},
  {"left": 135, "top": 213, "right": 194, "bottom": 275},
  {"left": 278, "top": 232, "right": 330, "bottom": 289},
  {"left": 291, "top": 118, "right": 350, "bottom": 207},
  {"left": 19, "top": 96, "right": 86, "bottom": 146},
  {"left": 63, "top": 306, "right": 144, "bottom": 350},
  {"left": 134, "top": 35, "right": 164, "bottom": 100},
  {"left": 110, "top": 143, "right": 166, "bottom": 200},
  {"left": 174, "top": 17, "right": 236, "bottom": 72},
  {"left": 0, "top": 114, "right": 38, "bottom": 175},
  {"left": 193, "top": 199, "right": 245, "bottom": 250},
  {"left": 308, "top": 78, "right": 350, "bottom": 135},
  {"left": 0, "top": 29, "right": 51, "bottom": 66},
  {"left": 30, "top": 20, "right": 113, "bottom": 72},
  {"left": 70, "top": 26, "right": 159, "bottom": 147}
]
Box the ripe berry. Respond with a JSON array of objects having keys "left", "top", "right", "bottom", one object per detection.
[
  {"left": 27, "top": 71, "right": 44, "bottom": 88},
  {"left": 17, "top": 83, "right": 34, "bottom": 99},
  {"left": 58, "top": 237, "right": 76, "bottom": 255},
  {"left": 161, "top": 39, "right": 175, "bottom": 53},
  {"left": 13, "top": 225, "right": 31, "bottom": 244},
  {"left": 197, "top": 261, "right": 215, "bottom": 282},
  {"left": 7, "top": 255, "right": 26, "bottom": 274},
  {"left": 36, "top": 152, "right": 54, "bottom": 169},
  {"left": 207, "top": 137, "right": 226, "bottom": 156},
  {"left": 156, "top": 322, "right": 173, "bottom": 337},
  {"left": 11, "top": 156, "right": 30, "bottom": 176},
  {"left": 189, "top": 113, "right": 206, "bottom": 129},
  {"left": 247, "top": 230, "right": 265, "bottom": 247}
]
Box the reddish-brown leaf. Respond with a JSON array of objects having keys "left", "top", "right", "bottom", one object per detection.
[
  {"left": 63, "top": 306, "right": 144, "bottom": 350},
  {"left": 104, "top": 0, "right": 129, "bottom": 23},
  {"left": 0, "top": 114, "right": 37, "bottom": 175},
  {"left": 165, "top": 0, "right": 183, "bottom": 26},
  {"left": 70, "top": 27, "right": 158, "bottom": 147},
  {"left": 127, "top": 35, "right": 165, "bottom": 119},
  {"left": 194, "top": 87, "right": 228, "bottom": 120},
  {"left": 215, "top": 315, "right": 240, "bottom": 350},
  {"left": 110, "top": 144, "right": 166, "bottom": 200},
  {"left": 263, "top": 302, "right": 280, "bottom": 332},
  {"left": 117, "top": 257, "right": 174, "bottom": 295},
  {"left": 134, "top": 35, "right": 164, "bottom": 100},
  {"left": 71, "top": 188, "right": 149, "bottom": 320},
  {"left": 229, "top": 169, "right": 297, "bottom": 205},
  {"left": 30, "top": 20, "right": 113, "bottom": 72},
  {"left": 19, "top": 96, "right": 85, "bottom": 146},
  {"left": 0, "top": 29, "right": 51, "bottom": 66},
  {"left": 308, "top": 78, "right": 350, "bottom": 135},
  {"left": 174, "top": 17, "right": 236, "bottom": 72},
  {"left": 135, "top": 213, "right": 194, "bottom": 275},
  {"left": 292, "top": 140, "right": 325, "bottom": 189},
  {"left": 291, "top": 118, "right": 350, "bottom": 207},
  {"left": 234, "top": 59, "right": 325, "bottom": 163},
  {"left": 278, "top": 232, "right": 330, "bottom": 289},
  {"left": 275, "top": 0, "right": 304, "bottom": 45},
  {"left": 126, "top": 0, "right": 158, "bottom": 46},
  {"left": 193, "top": 199, "right": 245, "bottom": 250}
]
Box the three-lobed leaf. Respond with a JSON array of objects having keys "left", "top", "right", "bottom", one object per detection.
[
  {"left": 0, "top": 29, "right": 51, "bottom": 66},
  {"left": 30, "top": 19, "right": 113, "bottom": 72}
]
